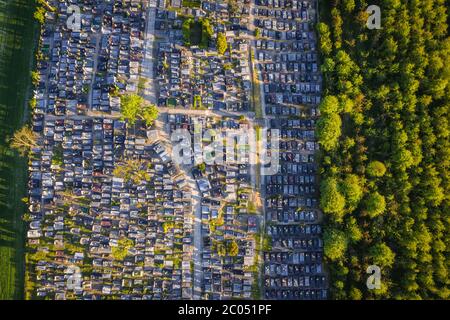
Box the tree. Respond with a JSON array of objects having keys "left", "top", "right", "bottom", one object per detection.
[
  {"left": 320, "top": 177, "right": 346, "bottom": 219},
  {"left": 348, "top": 287, "right": 362, "bottom": 300},
  {"left": 335, "top": 50, "right": 358, "bottom": 79},
  {"left": 37, "top": 0, "right": 55, "bottom": 12},
  {"left": 217, "top": 242, "right": 226, "bottom": 256},
  {"left": 341, "top": 174, "right": 363, "bottom": 209},
  {"left": 33, "top": 7, "right": 46, "bottom": 24},
  {"left": 200, "top": 18, "right": 213, "bottom": 48},
  {"left": 227, "top": 240, "right": 239, "bottom": 256},
  {"left": 120, "top": 94, "right": 143, "bottom": 124},
  {"left": 217, "top": 32, "right": 228, "bottom": 55},
  {"left": 345, "top": 216, "right": 362, "bottom": 243},
  {"left": 331, "top": 8, "right": 343, "bottom": 49},
  {"left": 339, "top": 95, "right": 354, "bottom": 113},
  {"left": 365, "top": 192, "right": 386, "bottom": 218},
  {"left": 113, "top": 158, "right": 150, "bottom": 184},
  {"left": 342, "top": 0, "right": 355, "bottom": 13},
  {"left": 319, "top": 95, "right": 339, "bottom": 115},
  {"left": 367, "top": 161, "right": 386, "bottom": 177},
  {"left": 29, "top": 97, "right": 37, "bottom": 109},
  {"left": 141, "top": 104, "right": 159, "bottom": 127},
  {"left": 197, "top": 162, "right": 206, "bottom": 173},
  {"left": 31, "top": 71, "right": 40, "bottom": 86},
  {"left": 317, "top": 22, "right": 332, "bottom": 56},
  {"left": 317, "top": 113, "right": 342, "bottom": 151},
  {"left": 368, "top": 243, "right": 395, "bottom": 268},
  {"left": 321, "top": 58, "right": 335, "bottom": 73},
  {"left": 323, "top": 228, "right": 347, "bottom": 261},
  {"left": 10, "top": 126, "right": 38, "bottom": 156},
  {"left": 112, "top": 238, "right": 134, "bottom": 261},
  {"left": 120, "top": 94, "right": 158, "bottom": 126}
]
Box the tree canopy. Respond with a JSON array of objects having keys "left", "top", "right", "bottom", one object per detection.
[
  {"left": 120, "top": 93, "right": 158, "bottom": 126},
  {"left": 320, "top": 177, "right": 346, "bottom": 219},
  {"left": 324, "top": 228, "right": 348, "bottom": 261},
  {"left": 367, "top": 161, "right": 387, "bottom": 177},
  {"left": 365, "top": 192, "right": 386, "bottom": 218},
  {"left": 10, "top": 126, "right": 38, "bottom": 156},
  {"left": 369, "top": 243, "right": 395, "bottom": 268},
  {"left": 217, "top": 32, "right": 228, "bottom": 55},
  {"left": 317, "top": 113, "right": 342, "bottom": 151}
]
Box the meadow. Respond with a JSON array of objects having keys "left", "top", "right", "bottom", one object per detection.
[{"left": 0, "top": 0, "right": 37, "bottom": 299}]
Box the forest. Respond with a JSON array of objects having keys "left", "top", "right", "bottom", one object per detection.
[{"left": 316, "top": 0, "right": 449, "bottom": 299}]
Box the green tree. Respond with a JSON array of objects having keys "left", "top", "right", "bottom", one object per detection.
[
  {"left": 227, "top": 240, "right": 239, "bottom": 256},
  {"left": 317, "top": 113, "right": 342, "bottom": 151},
  {"left": 31, "top": 71, "right": 40, "bottom": 86},
  {"left": 217, "top": 32, "right": 228, "bottom": 55},
  {"left": 141, "top": 104, "right": 159, "bottom": 127},
  {"left": 10, "top": 126, "right": 38, "bottom": 156},
  {"left": 315, "top": 0, "right": 450, "bottom": 300},
  {"left": 366, "top": 161, "right": 387, "bottom": 177},
  {"left": 319, "top": 95, "right": 339, "bottom": 115},
  {"left": 29, "top": 97, "right": 37, "bottom": 109},
  {"left": 323, "top": 228, "right": 348, "bottom": 261},
  {"left": 348, "top": 287, "right": 362, "bottom": 300},
  {"left": 33, "top": 7, "right": 46, "bottom": 24},
  {"left": 197, "top": 162, "right": 206, "bottom": 173},
  {"left": 217, "top": 242, "right": 226, "bottom": 256},
  {"left": 228, "top": 0, "right": 238, "bottom": 14},
  {"left": 120, "top": 94, "right": 158, "bottom": 126},
  {"left": 339, "top": 95, "right": 354, "bottom": 113},
  {"left": 365, "top": 192, "right": 386, "bottom": 218},
  {"left": 341, "top": 174, "right": 363, "bottom": 209},
  {"left": 200, "top": 18, "right": 213, "bottom": 48},
  {"left": 345, "top": 216, "right": 362, "bottom": 243},
  {"left": 320, "top": 177, "right": 346, "bottom": 219},
  {"left": 120, "top": 94, "right": 144, "bottom": 124},
  {"left": 112, "top": 238, "right": 134, "bottom": 261},
  {"left": 368, "top": 243, "right": 395, "bottom": 268},
  {"left": 113, "top": 158, "right": 150, "bottom": 184},
  {"left": 37, "top": 0, "right": 55, "bottom": 12},
  {"left": 317, "top": 22, "right": 332, "bottom": 56},
  {"left": 342, "top": 0, "right": 355, "bottom": 13}
]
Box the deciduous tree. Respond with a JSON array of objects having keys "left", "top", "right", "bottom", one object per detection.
[{"left": 10, "top": 126, "right": 38, "bottom": 156}]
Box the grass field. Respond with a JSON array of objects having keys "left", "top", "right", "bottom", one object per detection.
[{"left": 0, "top": 0, "right": 37, "bottom": 300}]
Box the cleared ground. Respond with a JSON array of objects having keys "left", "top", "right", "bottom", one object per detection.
[{"left": 0, "top": 0, "right": 37, "bottom": 300}]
